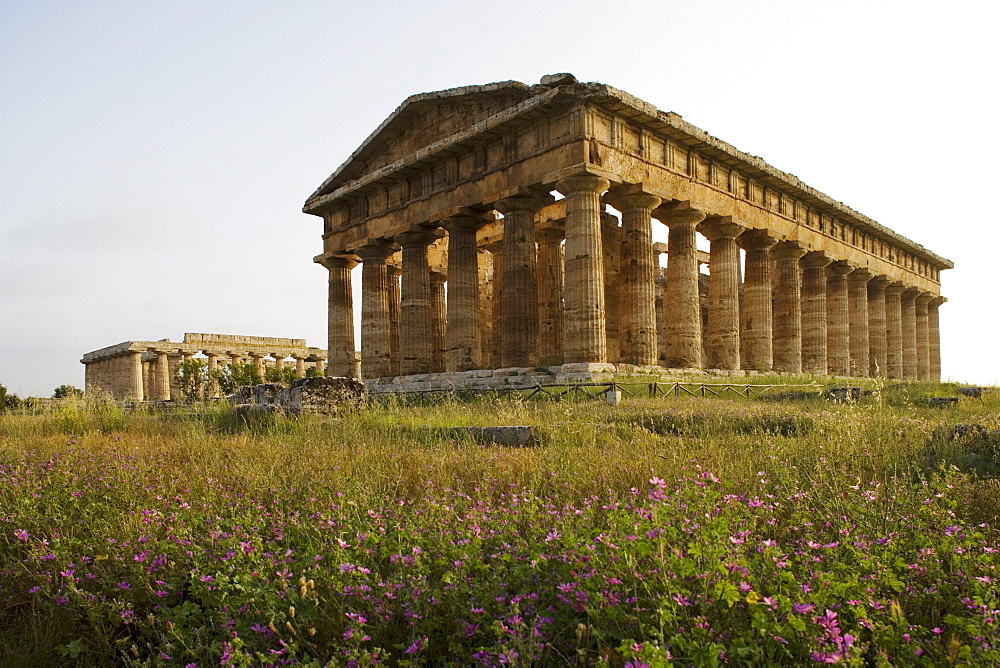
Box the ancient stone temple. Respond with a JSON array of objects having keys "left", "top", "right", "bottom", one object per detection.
[
  {"left": 303, "top": 74, "right": 952, "bottom": 390},
  {"left": 82, "top": 333, "right": 328, "bottom": 401}
]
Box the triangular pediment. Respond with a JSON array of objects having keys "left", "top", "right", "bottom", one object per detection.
[{"left": 309, "top": 80, "right": 536, "bottom": 200}]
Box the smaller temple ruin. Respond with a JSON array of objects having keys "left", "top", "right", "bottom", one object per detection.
[{"left": 81, "top": 333, "right": 329, "bottom": 401}]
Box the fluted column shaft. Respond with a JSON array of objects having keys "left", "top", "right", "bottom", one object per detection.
[
  {"left": 848, "top": 269, "right": 873, "bottom": 377},
  {"left": 128, "top": 351, "right": 144, "bottom": 401},
  {"left": 739, "top": 231, "right": 777, "bottom": 371},
  {"left": 156, "top": 352, "right": 171, "bottom": 401},
  {"left": 601, "top": 212, "right": 622, "bottom": 364},
  {"left": 885, "top": 283, "right": 905, "bottom": 379},
  {"left": 429, "top": 273, "right": 447, "bottom": 373},
  {"left": 915, "top": 294, "right": 931, "bottom": 381},
  {"left": 486, "top": 240, "right": 503, "bottom": 367},
  {"left": 772, "top": 242, "right": 808, "bottom": 373},
  {"left": 387, "top": 264, "right": 402, "bottom": 376},
  {"left": 293, "top": 356, "right": 306, "bottom": 379},
  {"left": 654, "top": 203, "right": 706, "bottom": 368},
  {"left": 495, "top": 193, "right": 551, "bottom": 368},
  {"left": 901, "top": 288, "right": 919, "bottom": 380},
  {"left": 356, "top": 243, "right": 396, "bottom": 379},
  {"left": 825, "top": 261, "right": 854, "bottom": 376},
  {"left": 867, "top": 277, "right": 890, "bottom": 377},
  {"left": 396, "top": 229, "right": 441, "bottom": 375},
  {"left": 320, "top": 255, "right": 358, "bottom": 378},
  {"left": 608, "top": 188, "right": 662, "bottom": 366},
  {"left": 699, "top": 217, "right": 744, "bottom": 370},
  {"left": 141, "top": 360, "right": 151, "bottom": 400},
  {"left": 928, "top": 297, "right": 944, "bottom": 381},
  {"left": 801, "top": 251, "right": 833, "bottom": 374},
  {"left": 442, "top": 216, "right": 485, "bottom": 372},
  {"left": 555, "top": 174, "right": 610, "bottom": 364},
  {"left": 536, "top": 226, "right": 565, "bottom": 366}
]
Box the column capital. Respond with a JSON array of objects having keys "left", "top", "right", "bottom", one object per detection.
[
  {"left": 354, "top": 239, "right": 400, "bottom": 262},
  {"left": 316, "top": 253, "right": 359, "bottom": 271},
  {"left": 801, "top": 250, "right": 834, "bottom": 269},
  {"left": 772, "top": 240, "right": 808, "bottom": 260},
  {"left": 440, "top": 213, "right": 490, "bottom": 234},
  {"left": 554, "top": 173, "right": 611, "bottom": 196},
  {"left": 386, "top": 262, "right": 402, "bottom": 278},
  {"left": 884, "top": 281, "right": 908, "bottom": 296},
  {"left": 826, "top": 260, "right": 856, "bottom": 277},
  {"left": 849, "top": 267, "right": 874, "bottom": 284},
  {"left": 697, "top": 215, "right": 746, "bottom": 241},
  {"left": 652, "top": 201, "right": 706, "bottom": 227},
  {"left": 737, "top": 228, "right": 778, "bottom": 251},
  {"left": 914, "top": 292, "right": 934, "bottom": 305},
  {"left": 929, "top": 295, "right": 947, "bottom": 307},
  {"left": 901, "top": 286, "right": 921, "bottom": 299},
  {"left": 604, "top": 183, "right": 662, "bottom": 211},
  {"left": 537, "top": 226, "right": 565, "bottom": 243},
  {"left": 493, "top": 188, "right": 554, "bottom": 214},
  {"left": 395, "top": 227, "right": 445, "bottom": 249},
  {"left": 429, "top": 270, "right": 447, "bottom": 285},
  {"left": 868, "top": 274, "right": 892, "bottom": 290}
]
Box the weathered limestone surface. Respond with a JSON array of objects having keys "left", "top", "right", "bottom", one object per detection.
[
  {"left": 885, "top": 283, "right": 906, "bottom": 379},
  {"left": 233, "top": 377, "right": 366, "bottom": 416},
  {"left": 303, "top": 74, "right": 952, "bottom": 386}
]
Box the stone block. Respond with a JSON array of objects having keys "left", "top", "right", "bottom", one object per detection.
[
  {"left": 464, "top": 426, "right": 537, "bottom": 447},
  {"left": 251, "top": 383, "right": 286, "bottom": 405},
  {"left": 273, "top": 376, "right": 366, "bottom": 415},
  {"left": 958, "top": 387, "right": 984, "bottom": 398}
]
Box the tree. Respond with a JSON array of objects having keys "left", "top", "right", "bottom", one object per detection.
[
  {"left": 0, "top": 384, "right": 21, "bottom": 412},
  {"left": 53, "top": 384, "right": 84, "bottom": 399}
]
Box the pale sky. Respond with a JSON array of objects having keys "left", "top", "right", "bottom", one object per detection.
[{"left": 2, "top": 0, "right": 997, "bottom": 396}]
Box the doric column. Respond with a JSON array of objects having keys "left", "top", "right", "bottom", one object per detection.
[
  {"left": 847, "top": 268, "right": 873, "bottom": 377},
  {"left": 606, "top": 185, "right": 662, "bottom": 366},
  {"left": 801, "top": 251, "right": 833, "bottom": 374},
  {"left": 600, "top": 210, "right": 622, "bottom": 364},
  {"left": 291, "top": 355, "right": 306, "bottom": 379},
  {"left": 738, "top": 230, "right": 777, "bottom": 371},
  {"left": 867, "top": 276, "right": 890, "bottom": 377},
  {"left": 272, "top": 354, "right": 286, "bottom": 376},
  {"left": 395, "top": 228, "right": 443, "bottom": 375},
  {"left": 825, "top": 261, "right": 854, "bottom": 376},
  {"left": 442, "top": 215, "right": 487, "bottom": 372},
  {"left": 485, "top": 238, "right": 503, "bottom": 367},
  {"left": 250, "top": 352, "right": 267, "bottom": 377},
  {"left": 698, "top": 216, "right": 745, "bottom": 370},
  {"left": 536, "top": 225, "right": 565, "bottom": 366},
  {"left": 555, "top": 173, "right": 610, "bottom": 364},
  {"left": 128, "top": 351, "right": 143, "bottom": 401},
  {"left": 478, "top": 248, "right": 495, "bottom": 368},
  {"left": 318, "top": 255, "right": 358, "bottom": 378},
  {"left": 141, "top": 359, "right": 151, "bottom": 400},
  {"left": 928, "top": 296, "right": 945, "bottom": 381},
  {"left": 205, "top": 353, "right": 220, "bottom": 398},
  {"left": 494, "top": 191, "right": 552, "bottom": 368},
  {"left": 356, "top": 241, "right": 398, "bottom": 379},
  {"left": 430, "top": 271, "right": 447, "bottom": 372},
  {"left": 653, "top": 242, "right": 668, "bottom": 364},
  {"left": 653, "top": 202, "right": 707, "bottom": 368},
  {"left": 229, "top": 352, "right": 243, "bottom": 367},
  {"left": 884, "top": 282, "right": 905, "bottom": 379},
  {"left": 901, "top": 287, "right": 919, "bottom": 380},
  {"left": 915, "top": 293, "right": 932, "bottom": 381},
  {"left": 155, "top": 351, "right": 171, "bottom": 401},
  {"left": 772, "top": 241, "right": 808, "bottom": 373},
  {"left": 387, "top": 262, "right": 402, "bottom": 376}
]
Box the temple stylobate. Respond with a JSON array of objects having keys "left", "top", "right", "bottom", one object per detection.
[{"left": 304, "top": 74, "right": 952, "bottom": 389}]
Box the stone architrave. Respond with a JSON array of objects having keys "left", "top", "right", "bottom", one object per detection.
[
  {"left": 847, "top": 268, "right": 873, "bottom": 377},
  {"left": 884, "top": 282, "right": 906, "bottom": 379},
  {"left": 494, "top": 191, "right": 553, "bottom": 368},
  {"left": 800, "top": 251, "right": 833, "bottom": 374},
  {"left": 318, "top": 255, "right": 359, "bottom": 378},
  {"left": 738, "top": 229, "right": 777, "bottom": 371},
  {"left": 825, "top": 261, "right": 854, "bottom": 376},
  {"left": 555, "top": 173, "right": 610, "bottom": 365},
  {"left": 395, "top": 228, "right": 444, "bottom": 375},
  {"left": 772, "top": 241, "right": 808, "bottom": 373},
  {"left": 606, "top": 185, "right": 662, "bottom": 366},
  {"left": 914, "top": 293, "right": 932, "bottom": 381},
  {"left": 386, "top": 261, "right": 402, "bottom": 376},
  {"left": 441, "top": 215, "right": 488, "bottom": 372},
  {"left": 653, "top": 201, "right": 706, "bottom": 368},
  {"left": 698, "top": 216, "right": 745, "bottom": 370},
  {"left": 900, "top": 287, "right": 919, "bottom": 380},
  {"left": 430, "top": 271, "right": 448, "bottom": 373},
  {"left": 536, "top": 225, "right": 565, "bottom": 366},
  {"left": 356, "top": 241, "right": 399, "bottom": 379},
  {"left": 928, "top": 296, "right": 945, "bottom": 381},
  {"left": 600, "top": 210, "right": 622, "bottom": 364},
  {"left": 866, "top": 276, "right": 890, "bottom": 377}
]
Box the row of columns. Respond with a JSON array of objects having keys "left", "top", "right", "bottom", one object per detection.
[{"left": 323, "top": 175, "right": 943, "bottom": 381}]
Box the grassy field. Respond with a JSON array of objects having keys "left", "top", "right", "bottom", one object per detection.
[{"left": 1, "top": 381, "right": 998, "bottom": 666}]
